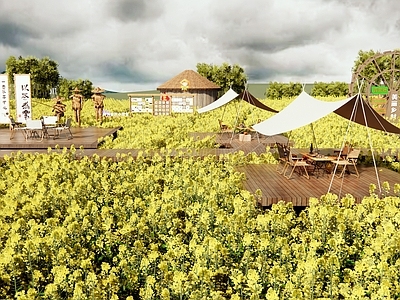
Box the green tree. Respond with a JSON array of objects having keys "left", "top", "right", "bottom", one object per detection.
[
  {"left": 58, "top": 78, "right": 93, "bottom": 101},
  {"left": 282, "top": 82, "right": 302, "bottom": 98},
  {"left": 5, "top": 55, "right": 60, "bottom": 98},
  {"left": 196, "top": 62, "right": 247, "bottom": 97},
  {"left": 311, "top": 82, "right": 348, "bottom": 97},
  {"left": 266, "top": 82, "right": 302, "bottom": 99}
]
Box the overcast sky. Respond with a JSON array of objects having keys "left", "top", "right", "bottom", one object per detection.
[{"left": 1, "top": 0, "right": 399, "bottom": 92}]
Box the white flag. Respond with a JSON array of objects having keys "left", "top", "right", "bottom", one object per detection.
[
  {"left": 15, "top": 74, "right": 32, "bottom": 123},
  {"left": 0, "top": 74, "right": 10, "bottom": 124}
]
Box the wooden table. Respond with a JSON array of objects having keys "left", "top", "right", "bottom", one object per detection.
[{"left": 301, "top": 153, "right": 337, "bottom": 177}]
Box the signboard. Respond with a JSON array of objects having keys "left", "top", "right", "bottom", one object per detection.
[
  {"left": 15, "top": 74, "right": 32, "bottom": 123},
  {"left": 130, "top": 96, "right": 153, "bottom": 113},
  {"left": 171, "top": 95, "right": 194, "bottom": 113},
  {"left": 0, "top": 74, "right": 10, "bottom": 124},
  {"left": 153, "top": 96, "right": 171, "bottom": 115},
  {"left": 371, "top": 85, "right": 388, "bottom": 95}
]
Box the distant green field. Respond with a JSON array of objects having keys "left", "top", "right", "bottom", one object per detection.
[{"left": 104, "top": 90, "right": 160, "bottom": 100}]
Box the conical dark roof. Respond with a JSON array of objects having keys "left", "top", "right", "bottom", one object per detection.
[{"left": 157, "top": 70, "right": 220, "bottom": 90}]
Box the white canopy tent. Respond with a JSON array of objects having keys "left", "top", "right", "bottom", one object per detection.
[
  {"left": 253, "top": 91, "right": 400, "bottom": 136},
  {"left": 252, "top": 91, "right": 352, "bottom": 136},
  {"left": 252, "top": 90, "right": 400, "bottom": 197}
]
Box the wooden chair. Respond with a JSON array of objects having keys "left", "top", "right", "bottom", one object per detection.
[
  {"left": 276, "top": 143, "right": 289, "bottom": 174},
  {"left": 53, "top": 118, "right": 73, "bottom": 140},
  {"left": 331, "top": 148, "right": 360, "bottom": 178},
  {"left": 284, "top": 150, "right": 310, "bottom": 179},
  {"left": 218, "top": 119, "right": 231, "bottom": 132}
]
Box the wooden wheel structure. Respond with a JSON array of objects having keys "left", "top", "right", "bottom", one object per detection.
[{"left": 349, "top": 50, "right": 400, "bottom": 119}]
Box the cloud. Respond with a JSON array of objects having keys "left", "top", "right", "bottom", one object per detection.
[
  {"left": 107, "top": 0, "right": 164, "bottom": 22},
  {"left": 0, "top": 21, "right": 37, "bottom": 48},
  {"left": 0, "top": 0, "right": 399, "bottom": 92}
]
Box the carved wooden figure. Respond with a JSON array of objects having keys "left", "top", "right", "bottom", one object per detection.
[
  {"left": 91, "top": 87, "right": 105, "bottom": 123},
  {"left": 70, "top": 87, "right": 84, "bottom": 127},
  {"left": 52, "top": 96, "right": 66, "bottom": 123}
]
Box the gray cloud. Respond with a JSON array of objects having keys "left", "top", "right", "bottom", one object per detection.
[
  {"left": 100, "top": 61, "right": 155, "bottom": 84},
  {"left": 107, "top": 0, "right": 163, "bottom": 22},
  {"left": 0, "top": 21, "right": 37, "bottom": 47},
  {"left": 0, "top": 0, "right": 399, "bottom": 91}
]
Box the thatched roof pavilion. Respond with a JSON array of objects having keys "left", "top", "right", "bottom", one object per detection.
[{"left": 157, "top": 70, "right": 220, "bottom": 108}]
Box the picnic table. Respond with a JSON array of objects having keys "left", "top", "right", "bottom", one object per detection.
[{"left": 301, "top": 152, "right": 336, "bottom": 177}]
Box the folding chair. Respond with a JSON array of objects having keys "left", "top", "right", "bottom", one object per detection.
[
  {"left": 42, "top": 116, "right": 58, "bottom": 127},
  {"left": 331, "top": 148, "right": 360, "bottom": 178},
  {"left": 24, "top": 119, "right": 44, "bottom": 141},
  {"left": 275, "top": 143, "right": 289, "bottom": 174},
  {"left": 53, "top": 118, "right": 73, "bottom": 139},
  {"left": 9, "top": 116, "right": 26, "bottom": 140},
  {"left": 42, "top": 116, "right": 58, "bottom": 139},
  {"left": 218, "top": 119, "right": 230, "bottom": 132},
  {"left": 284, "top": 150, "right": 310, "bottom": 179}
]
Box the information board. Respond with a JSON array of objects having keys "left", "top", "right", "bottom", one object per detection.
[
  {"left": 130, "top": 97, "right": 153, "bottom": 113},
  {"left": 153, "top": 98, "right": 171, "bottom": 115},
  {"left": 171, "top": 95, "right": 194, "bottom": 113}
]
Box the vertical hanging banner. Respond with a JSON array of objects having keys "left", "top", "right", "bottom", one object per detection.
[
  {"left": 0, "top": 74, "right": 10, "bottom": 123},
  {"left": 15, "top": 74, "right": 32, "bottom": 123}
]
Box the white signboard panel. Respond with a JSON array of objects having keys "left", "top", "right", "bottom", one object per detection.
[
  {"left": 130, "top": 97, "right": 153, "bottom": 113},
  {"left": 171, "top": 95, "right": 194, "bottom": 113},
  {"left": 0, "top": 74, "right": 10, "bottom": 123},
  {"left": 15, "top": 74, "right": 32, "bottom": 123}
]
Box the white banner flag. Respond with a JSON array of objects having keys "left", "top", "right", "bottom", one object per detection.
[
  {"left": 15, "top": 74, "right": 32, "bottom": 123},
  {"left": 0, "top": 74, "right": 10, "bottom": 124}
]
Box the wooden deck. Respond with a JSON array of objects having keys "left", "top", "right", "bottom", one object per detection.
[
  {"left": 0, "top": 126, "right": 122, "bottom": 149},
  {"left": 237, "top": 164, "right": 400, "bottom": 207},
  {"left": 0, "top": 129, "right": 290, "bottom": 156},
  {"left": 0, "top": 128, "right": 398, "bottom": 207}
]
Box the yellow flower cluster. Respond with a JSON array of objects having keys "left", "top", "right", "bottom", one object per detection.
[
  {"left": 0, "top": 150, "right": 400, "bottom": 299},
  {"left": 16, "top": 97, "right": 400, "bottom": 156},
  {"left": 1, "top": 97, "right": 399, "bottom": 298}
]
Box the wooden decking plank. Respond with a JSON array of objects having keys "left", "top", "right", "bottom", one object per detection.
[
  {"left": 0, "top": 128, "right": 398, "bottom": 207},
  {"left": 0, "top": 126, "right": 122, "bottom": 149},
  {"left": 240, "top": 165, "right": 277, "bottom": 204},
  {"left": 247, "top": 165, "right": 282, "bottom": 201},
  {"left": 238, "top": 164, "right": 400, "bottom": 206}
]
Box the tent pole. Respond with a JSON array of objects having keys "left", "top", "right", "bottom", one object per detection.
[
  {"left": 360, "top": 95, "right": 382, "bottom": 195},
  {"left": 310, "top": 123, "right": 318, "bottom": 152},
  {"left": 246, "top": 86, "right": 261, "bottom": 144},
  {"left": 230, "top": 98, "right": 242, "bottom": 143},
  {"left": 328, "top": 95, "right": 359, "bottom": 195}
]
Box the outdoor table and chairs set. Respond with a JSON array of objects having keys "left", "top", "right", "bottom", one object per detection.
[
  {"left": 275, "top": 142, "right": 360, "bottom": 180},
  {"left": 9, "top": 116, "right": 73, "bottom": 141}
]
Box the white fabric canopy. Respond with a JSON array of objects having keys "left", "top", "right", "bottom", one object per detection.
[
  {"left": 252, "top": 91, "right": 352, "bottom": 136},
  {"left": 197, "top": 88, "right": 239, "bottom": 113}
]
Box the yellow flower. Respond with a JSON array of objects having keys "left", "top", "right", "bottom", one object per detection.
[
  {"left": 161, "top": 288, "right": 171, "bottom": 300},
  {"left": 52, "top": 265, "right": 69, "bottom": 286},
  {"left": 243, "top": 233, "right": 253, "bottom": 247}
]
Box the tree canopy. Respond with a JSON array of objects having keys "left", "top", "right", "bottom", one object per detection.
[
  {"left": 266, "top": 82, "right": 303, "bottom": 99},
  {"left": 6, "top": 56, "right": 60, "bottom": 98},
  {"left": 196, "top": 62, "right": 247, "bottom": 97},
  {"left": 58, "top": 78, "right": 93, "bottom": 101},
  {"left": 311, "top": 82, "right": 349, "bottom": 98}
]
